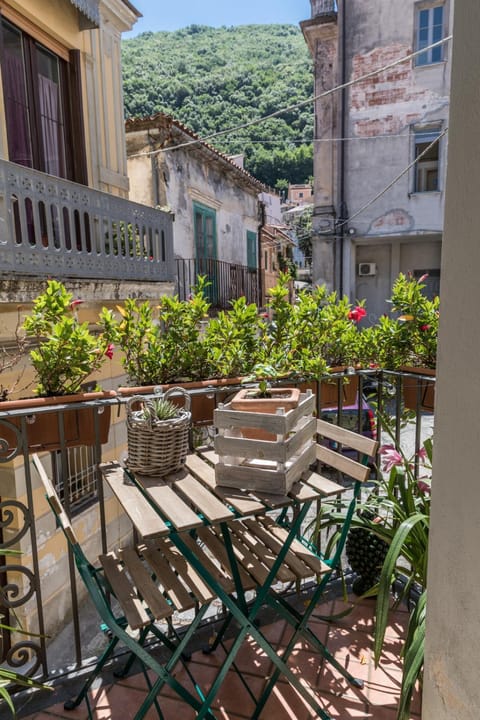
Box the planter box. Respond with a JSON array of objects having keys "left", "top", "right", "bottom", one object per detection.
[
  {"left": 401, "top": 367, "right": 435, "bottom": 412},
  {"left": 0, "top": 391, "right": 116, "bottom": 454},
  {"left": 118, "top": 377, "right": 245, "bottom": 425},
  {"left": 214, "top": 391, "right": 316, "bottom": 494}
]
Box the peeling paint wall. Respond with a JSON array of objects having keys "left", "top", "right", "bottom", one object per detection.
[
  {"left": 127, "top": 128, "right": 259, "bottom": 266},
  {"left": 303, "top": 0, "right": 450, "bottom": 319}
]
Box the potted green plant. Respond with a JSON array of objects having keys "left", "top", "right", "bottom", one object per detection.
[
  {"left": 125, "top": 387, "right": 191, "bottom": 476},
  {"left": 109, "top": 278, "right": 263, "bottom": 423},
  {"left": 1, "top": 280, "right": 117, "bottom": 453},
  {"left": 374, "top": 273, "right": 438, "bottom": 411},
  {"left": 341, "top": 429, "right": 432, "bottom": 720}
]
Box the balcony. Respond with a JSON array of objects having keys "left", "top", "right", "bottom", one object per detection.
[
  {"left": 0, "top": 159, "right": 175, "bottom": 283},
  {"left": 311, "top": 0, "right": 338, "bottom": 19},
  {"left": 0, "top": 371, "right": 431, "bottom": 718},
  {"left": 176, "top": 257, "right": 260, "bottom": 308}
]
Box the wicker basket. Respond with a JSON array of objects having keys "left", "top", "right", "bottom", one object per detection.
[{"left": 125, "top": 387, "right": 191, "bottom": 476}]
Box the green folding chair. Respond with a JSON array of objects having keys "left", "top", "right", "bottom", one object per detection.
[{"left": 34, "top": 454, "right": 217, "bottom": 720}]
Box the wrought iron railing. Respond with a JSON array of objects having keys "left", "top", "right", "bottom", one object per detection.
[
  {"left": 311, "top": 0, "right": 338, "bottom": 18},
  {"left": 176, "top": 257, "right": 259, "bottom": 308},
  {"left": 0, "top": 159, "right": 175, "bottom": 282},
  {"left": 0, "top": 369, "right": 434, "bottom": 693}
]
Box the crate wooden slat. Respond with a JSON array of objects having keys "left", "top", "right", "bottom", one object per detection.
[
  {"left": 215, "top": 443, "right": 316, "bottom": 495},
  {"left": 214, "top": 391, "right": 316, "bottom": 495},
  {"left": 214, "top": 392, "right": 315, "bottom": 435}
]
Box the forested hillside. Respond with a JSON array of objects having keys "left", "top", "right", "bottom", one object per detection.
[{"left": 122, "top": 24, "right": 314, "bottom": 189}]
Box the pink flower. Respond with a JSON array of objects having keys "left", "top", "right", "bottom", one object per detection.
[
  {"left": 379, "top": 444, "right": 403, "bottom": 472},
  {"left": 105, "top": 343, "right": 114, "bottom": 360},
  {"left": 417, "top": 446, "right": 427, "bottom": 462},
  {"left": 70, "top": 299, "right": 83, "bottom": 310},
  {"left": 348, "top": 306, "right": 367, "bottom": 323},
  {"left": 417, "top": 273, "right": 429, "bottom": 284},
  {"left": 420, "top": 324, "right": 430, "bottom": 331},
  {"left": 417, "top": 478, "right": 431, "bottom": 494}
]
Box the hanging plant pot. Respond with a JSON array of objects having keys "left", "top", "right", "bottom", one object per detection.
[
  {"left": 0, "top": 391, "right": 116, "bottom": 455},
  {"left": 400, "top": 367, "right": 435, "bottom": 412}
]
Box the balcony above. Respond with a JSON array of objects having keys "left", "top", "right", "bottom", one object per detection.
[
  {"left": 310, "top": 0, "right": 337, "bottom": 19},
  {"left": 0, "top": 159, "right": 175, "bottom": 284}
]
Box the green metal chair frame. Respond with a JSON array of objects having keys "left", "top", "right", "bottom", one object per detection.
[
  {"left": 181, "top": 419, "right": 378, "bottom": 720},
  {"left": 33, "top": 454, "right": 216, "bottom": 720}
]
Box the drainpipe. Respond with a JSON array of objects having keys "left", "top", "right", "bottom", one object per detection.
[
  {"left": 148, "top": 130, "right": 160, "bottom": 207},
  {"left": 258, "top": 200, "right": 266, "bottom": 306},
  {"left": 337, "top": 0, "right": 348, "bottom": 296}
]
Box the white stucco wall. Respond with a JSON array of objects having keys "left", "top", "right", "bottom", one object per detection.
[{"left": 423, "top": 0, "right": 480, "bottom": 717}]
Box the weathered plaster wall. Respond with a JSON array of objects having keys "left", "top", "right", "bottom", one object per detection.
[{"left": 127, "top": 130, "right": 259, "bottom": 265}]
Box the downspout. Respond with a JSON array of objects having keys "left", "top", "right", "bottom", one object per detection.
[
  {"left": 337, "top": 0, "right": 348, "bottom": 296},
  {"left": 148, "top": 130, "right": 161, "bottom": 208},
  {"left": 258, "top": 200, "right": 266, "bottom": 307}
]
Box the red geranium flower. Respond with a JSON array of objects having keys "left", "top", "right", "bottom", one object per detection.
[{"left": 105, "top": 343, "right": 114, "bottom": 360}]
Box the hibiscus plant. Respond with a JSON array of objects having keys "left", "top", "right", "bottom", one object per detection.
[{"left": 23, "top": 280, "right": 115, "bottom": 396}]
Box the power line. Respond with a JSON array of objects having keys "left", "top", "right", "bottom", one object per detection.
[
  {"left": 319, "top": 127, "right": 448, "bottom": 234},
  {"left": 128, "top": 35, "right": 452, "bottom": 159}
]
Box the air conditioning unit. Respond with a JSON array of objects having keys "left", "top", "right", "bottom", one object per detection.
[{"left": 358, "top": 262, "right": 377, "bottom": 277}]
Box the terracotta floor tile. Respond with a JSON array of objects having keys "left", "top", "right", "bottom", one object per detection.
[
  {"left": 259, "top": 679, "right": 313, "bottom": 720},
  {"left": 16, "top": 606, "right": 422, "bottom": 720},
  {"left": 222, "top": 634, "right": 274, "bottom": 677}
]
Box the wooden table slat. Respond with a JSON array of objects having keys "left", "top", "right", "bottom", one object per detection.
[
  {"left": 101, "top": 463, "right": 169, "bottom": 538},
  {"left": 185, "top": 454, "right": 267, "bottom": 516},
  {"left": 141, "top": 481, "right": 203, "bottom": 531},
  {"left": 173, "top": 473, "right": 234, "bottom": 523}
]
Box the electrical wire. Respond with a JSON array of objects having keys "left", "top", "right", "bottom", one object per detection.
[
  {"left": 332, "top": 127, "right": 448, "bottom": 232},
  {"left": 128, "top": 35, "right": 452, "bottom": 159}
]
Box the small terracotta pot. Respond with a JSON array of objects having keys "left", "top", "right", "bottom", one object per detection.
[{"left": 230, "top": 387, "right": 301, "bottom": 440}]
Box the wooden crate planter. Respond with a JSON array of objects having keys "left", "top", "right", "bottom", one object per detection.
[{"left": 214, "top": 391, "right": 316, "bottom": 494}]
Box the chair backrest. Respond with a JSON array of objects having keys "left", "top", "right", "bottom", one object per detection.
[
  {"left": 316, "top": 417, "right": 378, "bottom": 481},
  {"left": 33, "top": 453, "right": 80, "bottom": 549},
  {"left": 314, "top": 419, "right": 379, "bottom": 567}
]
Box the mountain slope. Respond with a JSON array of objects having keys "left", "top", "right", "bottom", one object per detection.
[{"left": 122, "top": 24, "right": 314, "bottom": 188}]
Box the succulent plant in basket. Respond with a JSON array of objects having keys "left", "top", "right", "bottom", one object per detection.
[{"left": 125, "top": 388, "right": 192, "bottom": 477}]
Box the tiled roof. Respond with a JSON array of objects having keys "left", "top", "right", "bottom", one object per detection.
[{"left": 125, "top": 112, "right": 269, "bottom": 192}]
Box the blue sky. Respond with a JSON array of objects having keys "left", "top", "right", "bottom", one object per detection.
[{"left": 125, "top": 0, "right": 311, "bottom": 36}]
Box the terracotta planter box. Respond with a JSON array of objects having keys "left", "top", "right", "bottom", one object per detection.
[
  {"left": 401, "top": 367, "right": 435, "bottom": 412},
  {"left": 0, "top": 391, "right": 116, "bottom": 455},
  {"left": 318, "top": 367, "right": 359, "bottom": 409},
  {"left": 118, "top": 378, "right": 245, "bottom": 425},
  {"left": 214, "top": 390, "right": 316, "bottom": 494}
]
